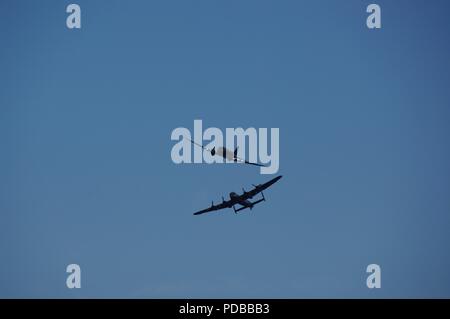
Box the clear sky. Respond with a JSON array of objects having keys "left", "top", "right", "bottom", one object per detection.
[{"left": 1, "top": 0, "right": 450, "bottom": 298}]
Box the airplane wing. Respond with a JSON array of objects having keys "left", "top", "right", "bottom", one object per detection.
[
  {"left": 234, "top": 157, "right": 267, "bottom": 167},
  {"left": 231, "top": 146, "right": 267, "bottom": 167},
  {"left": 193, "top": 199, "right": 233, "bottom": 215},
  {"left": 188, "top": 138, "right": 213, "bottom": 153},
  {"left": 241, "top": 175, "right": 283, "bottom": 200}
]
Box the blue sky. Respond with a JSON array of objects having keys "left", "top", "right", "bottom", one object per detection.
[{"left": 1, "top": 0, "right": 450, "bottom": 298}]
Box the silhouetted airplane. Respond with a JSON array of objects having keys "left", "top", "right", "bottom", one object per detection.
[
  {"left": 194, "top": 175, "right": 282, "bottom": 215},
  {"left": 188, "top": 138, "right": 266, "bottom": 167}
]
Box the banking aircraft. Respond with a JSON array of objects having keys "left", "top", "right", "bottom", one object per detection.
[
  {"left": 188, "top": 139, "right": 266, "bottom": 167},
  {"left": 194, "top": 175, "right": 282, "bottom": 215}
]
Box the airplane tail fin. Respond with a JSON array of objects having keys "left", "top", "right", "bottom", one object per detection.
[
  {"left": 234, "top": 196, "right": 266, "bottom": 214},
  {"left": 251, "top": 198, "right": 265, "bottom": 206}
]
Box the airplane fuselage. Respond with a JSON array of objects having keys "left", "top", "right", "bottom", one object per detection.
[
  {"left": 212, "top": 147, "right": 236, "bottom": 161},
  {"left": 230, "top": 192, "right": 252, "bottom": 208}
]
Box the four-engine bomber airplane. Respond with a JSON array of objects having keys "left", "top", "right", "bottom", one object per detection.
[{"left": 194, "top": 175, "right": 283, "bottom": 215}]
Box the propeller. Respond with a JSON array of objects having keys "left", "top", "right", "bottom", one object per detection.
[{"left": 211, "top": 201, "right": 214, "bottom": 208}]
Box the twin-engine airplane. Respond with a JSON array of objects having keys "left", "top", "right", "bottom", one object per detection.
[
  {"left": 188, "top": 138, "right": 266, "bottom": 167},
  {"left": 194, "top": 175, "right": 282, "bottom": 215}
]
